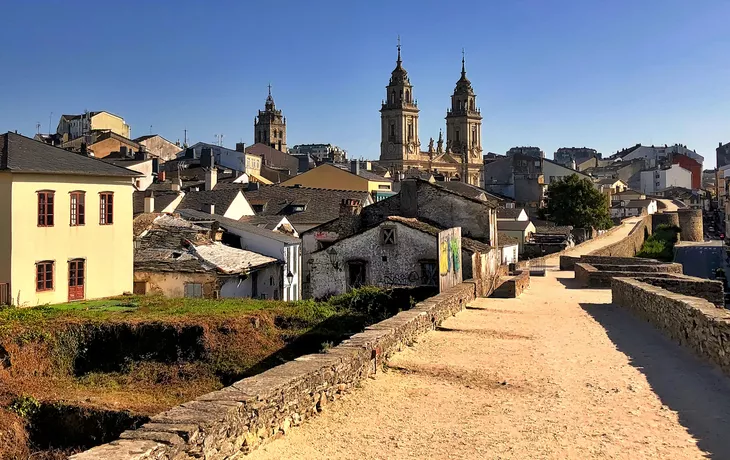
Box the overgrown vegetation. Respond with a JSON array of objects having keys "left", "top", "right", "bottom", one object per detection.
[
  {"left": 0, "top": 287, "right": 434, "bottom": 458},
  {"left": 636, "top": 224, "right": 681, "bottom": 262},
  {"left": 540, "top": 174, "right": 613, "bottom": 230}
]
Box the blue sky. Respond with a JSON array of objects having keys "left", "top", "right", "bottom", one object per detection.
[{"left": 1, "top": 0, "right": 728, "bottom": 168}]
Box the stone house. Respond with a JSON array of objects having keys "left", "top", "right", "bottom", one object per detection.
[
  {"left": 56, "top": 111, "right": 130, "bottom": 139},
  {"left": 134, "top": 215, "right": 281, "bottom": 299},
  {"left": 301, "top": 179, "right": 498, "bottom": 298},
  {"left": 497, "top": 220, "right": 536, "bottom": 251},
  {"left": 308, "top": 216, "right": 492, "bottom": 299},
  {"left": 497, "top": 207, "right": 529, "bottom": 222}
]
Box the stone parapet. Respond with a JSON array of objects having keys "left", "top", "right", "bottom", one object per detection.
[
  {"left": 70, "top": 282, "right": 477, "bottom": 460},
  {"left": 611, "top": 278, "right": 730, "bottom": 375},
  {"left": 632, "top": 276, "right": 725, "bottom": 307},
  {"left": 575, "top": 262, "right": 683, "bottom": 288},
  {"left": 491, "top": 270, "right": 530, "bottom": 298},
  {"left": 589, "top": 215, "right": 652, "bottom": 258}
]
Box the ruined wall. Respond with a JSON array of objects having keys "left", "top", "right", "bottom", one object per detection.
[
  {"left": 134, "top": 271, "right": 218, "bottom": 298},
  {"left": 677, "top": 208, "right": 703, "bottom": 242},
  {"left": 70, "top": 282, "right": 477, "bottom": 460},
  {"left": 612, "top": 278, "right": 730, "bottom": 376},
  {"left": 632, "top": 276, "right": 725, "bottom": 307},
  {"left": 574, "top": 262, "right": 683, "bottom": 288}
]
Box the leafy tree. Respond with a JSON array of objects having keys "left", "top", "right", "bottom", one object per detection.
[{"left": 542, "top": 174, "right": 613, "bottom": 230}]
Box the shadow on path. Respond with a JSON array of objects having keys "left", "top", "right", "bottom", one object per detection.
[
  {"left": 555, "top": 276, "right": 583, "bottom": 290},
  {"left": 581, "top": 302, "right": 730, "bottom": 459}
]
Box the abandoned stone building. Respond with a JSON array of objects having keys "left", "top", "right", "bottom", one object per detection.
[
  {"left": 308, "top": 216, "right": 493, "bottom": 299},
  {"left": 301, "top": 179, "right": 498, "bottom": 298}
]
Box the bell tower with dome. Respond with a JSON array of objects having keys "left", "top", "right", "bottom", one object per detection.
[{"left": 379, "top": 39, "right": 420, "bottom": 172}]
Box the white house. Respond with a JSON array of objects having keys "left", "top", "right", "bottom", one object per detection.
[
  {"left": 639, "top": 164, "right": 692, "bottom": 195},
  {"left": 179, "top": 209, "right": 303, "bottom": 301},
  {"left": 610, "top": 199, "right": 658, "bottom": 219},
  {"left": 621, "top": 144, "right": 703, "bottom": 168},
  {"left": 177, "top": 142, "right": 262, "bottom": 176}
]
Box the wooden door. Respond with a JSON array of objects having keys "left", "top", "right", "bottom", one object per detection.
[{"left": 68, "top": 259, "right": 85, "bottom": 301}]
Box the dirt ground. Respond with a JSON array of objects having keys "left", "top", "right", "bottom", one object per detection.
[{"left": 249, "top": 218, "right": 730, "bottom": 459}]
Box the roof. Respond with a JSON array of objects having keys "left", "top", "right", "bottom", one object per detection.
[
  {"left": 133, "top": 190, "right": 182, "bottom": 215},
  {"left": 356, "top": 168, "right": 392, "bottom": 182},
  {"left": 496, "top": 208, "right": 525, "bottom": 219},
  {"left": 433, "top": 181, "right": 489, "bottom": 200},
  {"left": 178, "top": 188, "right": 242, "bottom": 215},
  {"left": 625, "top": 199, "right": 655, "bottom": 208},
  {"left": 178, "top": 208, "right": 300, "bottom": 244},
  {"left": 417, "top": 179, "right": 497, "bottom": 208},
  {"left": 101, "top": 157, "right": 150, "bottom": 167},
  {"left": 534, "top": 225, "right": 572, "bottom": 235},
  {"left": 135, "top": 215, "right": 277, "bottom": 274},
  {"left": 498, "top": 233, "right": 520, "bottom": 246},
  {"left": 498, "top": 220, "right": 534, "bottom": 232},
  {"left": 132, "top": 134, "right": 176, "bottom": 145},
  {"left": 595, "top": 177, "right": 623, "bottom": 185},
  {"left": 242, "top": 184, "right": 372, "bottom": 225},
  {"left": 0, "top": 132, "right": 141, "bottom": 177}
]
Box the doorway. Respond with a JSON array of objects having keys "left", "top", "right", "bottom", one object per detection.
[{"left": 68, "top": 259, "right": 85, "bottom": 301}]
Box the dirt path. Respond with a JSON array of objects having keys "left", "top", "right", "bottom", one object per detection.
[{"left": 249, "top": 218, "right": 730, "bottom": 460}]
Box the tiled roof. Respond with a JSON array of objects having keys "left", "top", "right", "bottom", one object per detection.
[
  {"left": 178, "top": 209, "right": 300, "bottom": 244},
  {"left": 498, "top": 220, "right": 533, "bottom": 232},
  {"left": 241, "top": 185, "right": 372, "bottom": 225},
  {"left": 385, "top": 216, "right": 492, "bottom": 254},
  {"left": 193, "top": 243, "right": 278, "bottom": 274},
  {"left": 0, "top": 132, "right": 140, "bottom": 177},
  {"left": 133, "top": 190, "right": 182, "bottom": 215},
  {"left": 178, "top": 188, "right": 242, "bottom": 215},
  {"left": 433, "top": 181, "right": 488, "bottom": 200},
  {"left": 496, "top": 207, "right": 525, "bottom": 219},
  {"left": 625, "top": 199, "right": 655, "bottom": 208}
]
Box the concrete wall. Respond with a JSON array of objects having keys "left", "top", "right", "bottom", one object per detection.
[
  {"left": 10, "top": 173, "right": 134, "bottom": 306},
  {"left": 70, "top": 282, "right": 477, "bottom": 459},
  {"left": 612, "top": 277, "right": 730, "bottom": 376}
]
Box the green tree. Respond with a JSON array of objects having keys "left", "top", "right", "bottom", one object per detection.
[{"left": 542, "top": 174, "right": 613, "bottom": 229}]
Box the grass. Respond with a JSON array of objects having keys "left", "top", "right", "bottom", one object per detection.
[{"left": 636, "top": 224, "right": 681, "bottom": 262}]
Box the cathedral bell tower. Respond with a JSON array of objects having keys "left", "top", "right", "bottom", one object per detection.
[
  {"left": 254, "top": 85, "right": 287, "bottom": 152},
  {"left": 379, "top": 41, "right": 420, "bottom": 171},
  {"left": 445, "top": 52, "right": 483, "bottom": 185}
]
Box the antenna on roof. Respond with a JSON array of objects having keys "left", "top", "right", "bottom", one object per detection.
[
  {"left": 149, "top": 125, "right": 153, "bottom": 135},
  {"left": 36, "top": 122, "right": 41, "bottom": 135}
]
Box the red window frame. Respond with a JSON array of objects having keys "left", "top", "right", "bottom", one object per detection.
[
  {"left": 37, "top": 190, "right": 55, "bottom": 227},
  {"left": 70, "top": 191, "right": 85, "bottom": 226},
  {"left": 35, "top": 261, "right": 54, "bottom": 292},
  {"left": 99, "top": 192, "right": 114, "bottom": 225}
]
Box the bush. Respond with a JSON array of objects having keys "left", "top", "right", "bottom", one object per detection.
[{"left": 637, "top": 224, "right": 680, "bottom": 262}]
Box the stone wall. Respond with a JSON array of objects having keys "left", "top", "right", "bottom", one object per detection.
[
  {"left": 632, "top": 275, "right": 725, "bottom": 307},
  {"left": 589, "top": 215, "right": 652, "bottom": 257},
  {"left": 611, "top": 278, "right": 730, "bottom": 375},
  {"left": 651, "top": 212, "right": 679, "bottom": 232},
  {"left": 678, "top": 208, "right": 703, "bottom": 242},
  {"left": 575, "top": 262, "right": 683, "bottom": 288},
  {"left": 491, "top": 270, "right": 530, "bottom": 298},
  {"left": 70, "top": 282, "right": 477, "bottom": 460}
]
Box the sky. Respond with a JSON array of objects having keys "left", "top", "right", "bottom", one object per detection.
[{"left": 1, "top": 0, "right": 729, "bottom": 168}]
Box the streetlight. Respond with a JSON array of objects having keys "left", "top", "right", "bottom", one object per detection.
[{"left": 286, "top": 271, "right": 294, "bottom": 287}]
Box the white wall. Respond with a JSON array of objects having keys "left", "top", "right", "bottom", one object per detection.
[
  {"left": 501, "top": 244, "right": 518, "bottom": 265},
  {"left": 641, "top": 165, "right": 692, "bottom": 194},
  {"left": 223, "top": 192, "right": 256, "bottom": 220},
  {"left": 220, "top": 264, "right": 282, "bottom": 300}
]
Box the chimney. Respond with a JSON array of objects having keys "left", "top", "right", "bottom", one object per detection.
[
  {"left": 144, "top": 190, "right": 155, "bottom": 213},
  {"left": 120, "top": 146, "right": 128, "bottom": 157},
  {"left": 185, "top": 147, "right": 195, "bottom": 158},
  {"left": 365, "top": 161, "right": 372, "bottom": 171},
  {"left": 134, "top": 149, "right": 147, "bottom": 161},
  {"left": 205, "top": 167, "right": 218, "bottom": 191},
  {"left": 400, "top": 179, "right": 418, "bottom": 218},
  {"left": 339, "top": 198, "right": 362, "bottom": 217},
  {"left": 81, "top": 142, "right": 88, "bottom": 156},
  {"left": 201, "top": 203, "right": 215, "bottom": 214},
  {"left": 171, "top": 178, "right": 182, "bottom": 191},
  {"left": 350, "top": 159, "right": 360, "bottom": 176},
  {"left": 235, "top": 142, "right": 246, "bottom": 153},
  {"left": 200, "top": 147, "right": 214, "bottom": 168},
  {"left": 158, "top": 170, "right": 166, "bottom": 182}
]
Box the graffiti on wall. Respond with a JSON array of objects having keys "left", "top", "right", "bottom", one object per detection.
[{"left": 438, "top": 227, "right": 463, "bottom": 292}]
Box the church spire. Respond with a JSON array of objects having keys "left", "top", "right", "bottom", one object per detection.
[
  {"left": 397, "top": 35, "right": 402, "bottom": 66},
  {"left": 461, "top": 48, "right": 466, "bottom": 79}
]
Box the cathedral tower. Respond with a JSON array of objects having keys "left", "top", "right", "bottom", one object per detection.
[
  {"left": 445, "top": 53, "right": 483, "bottom": 185},
  {"left": 379, "top": 41, "right": 420, "bottom": 171},
  {"left": 254, "top": 85, "right": 287, "bottom": 152}
]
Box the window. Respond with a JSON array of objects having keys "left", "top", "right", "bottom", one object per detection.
[
  {"left": 270, "top": 275, "right": 275, "bottom": 286},
  {"left": 389, "top": 123, "right": 396, "bottom": 141},
  {"left": 420, "top": 260, "right": 437, "bottom": 286},
  {"left": 99, "top": 192, "right": 114, "bottom": 225},
  {"left": 380, "top": 227, "right": 396, "bottom": 245},
  {"left": 251, "top": 271, "right": 258, "bottom": 298},
  {"left": 70, "top": 191, "right": 85, "bottom": 226},
  {"left": 347, "top": 261, "right": 367, "bottom": 288},
  {"left": 378, "top": 184, "right": 390, "bottom": 190},
  {"left": 405, "top": 89, "right": 410, "bottom": 102},
  {"left": 36, "top": 261, "right": 54, "bottom": 291},
  {"left": 455, "top": 129, "right": 460, "bottom": 142},
  {"left": 184, "top": 283, "right": 203, "bottom": 298},
  {"left": 37, "top": 190, "right": 54, "bottom": 226}
]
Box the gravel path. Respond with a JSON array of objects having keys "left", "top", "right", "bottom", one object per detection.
[{"left": 249, "top": 218, "right": 730, "bottom": 459}]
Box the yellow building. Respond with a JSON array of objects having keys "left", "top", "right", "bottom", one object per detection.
[
  {"left": 280, "top": 163, "right": 392, "bottom": 194},
  {"left": 0, "top": 132, "right": 139, "bottom": 306},
  {"left": 57, "top": 111, "right": 131, "bottom": 140}
]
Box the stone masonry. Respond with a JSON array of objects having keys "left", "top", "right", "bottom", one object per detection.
[
  {"left": 70, "top": 282, "right": 477, "bottom": 460},
  {"left": 612, "top": 277, "right": 730, "bottom": 376}
]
